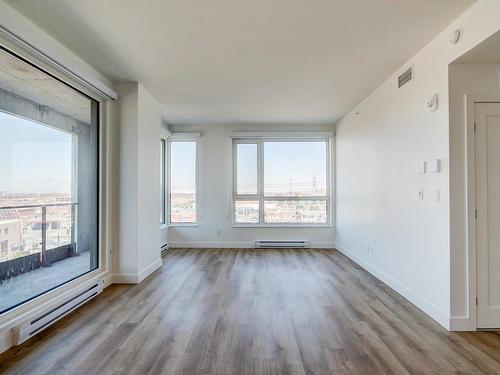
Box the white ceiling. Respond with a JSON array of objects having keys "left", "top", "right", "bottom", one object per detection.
[{"left": 8, "top": 0, "right": 475, "bottom": 125}]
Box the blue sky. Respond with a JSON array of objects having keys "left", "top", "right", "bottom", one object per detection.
[
  {"left": 0, "top": 111, "right": 72, "bottom": 193},
  {"left": 264, "top": 141, "right": 326, "bottom": 187},
  {"left": 170, "top": 141, "right": 196, "bottom": 193},
  {"left": 236, "top": 144, "right": 258, "bottom": 193},
  {"left": 236, "top": 141, "right": 327, "bottom": 194}
]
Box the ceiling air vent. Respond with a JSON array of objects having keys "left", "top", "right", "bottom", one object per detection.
[{"left": 398, "top": 66, "right": 413, "bottom": 88}]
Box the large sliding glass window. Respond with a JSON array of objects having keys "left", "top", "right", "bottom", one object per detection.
[
  {"left": 233, "top": 137, "right": 330, "bottom": 226},
  {"left": 168, "top": 139, "right": 197, "bottom": 224},
  {"left": 0, "top": 49, "right": 99, "bottom": 314}
]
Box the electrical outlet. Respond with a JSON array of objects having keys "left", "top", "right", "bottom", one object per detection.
[{"left": 433, "top": 189, "right": 440, "bottom": 202}]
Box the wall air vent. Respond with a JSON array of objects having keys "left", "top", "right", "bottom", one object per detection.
[
  {"left": 398, "top": 66, "right": 413, "bottom": 88},
  {"left": 255, "top": 240, "right": 311, "bottom": 249}
]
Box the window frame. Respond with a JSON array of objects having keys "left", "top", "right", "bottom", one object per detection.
[
  {"left": 0, "top": 45, "right": 106, "bottom": 317},
  {"left": 231, "top": 134, "right": 332, "bottom": 227},
  {"left": 167, "top": 133, "right": 200, "bottom": 226},
  {"left": 160, "top": 136, "right": 167, "bottom": 226}
]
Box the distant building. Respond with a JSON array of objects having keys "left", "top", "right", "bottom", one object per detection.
[{"left": 0, "top": 209, "right": 23, "bottom": 261}]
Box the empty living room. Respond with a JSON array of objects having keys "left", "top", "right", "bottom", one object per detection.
[{"left": 1, "top": 0, "right": 500, "bottom": 374}]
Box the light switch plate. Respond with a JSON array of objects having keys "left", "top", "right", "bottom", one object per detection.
[
  {"left": 429, "top": 159, "right": 441, "bottom": 173},
  {"left": 417, "top": 161, "right": 426, "bottom": 175}
]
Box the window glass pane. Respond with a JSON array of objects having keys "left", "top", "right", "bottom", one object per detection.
[
  {"left": 160, "top": 139, "right": 166, "bottom": 224},
  {"left": 170, "top": 141, "right": 196, "bottom": 223},
  {"left": 236, "top": 143, "right": 257, "bottom": 195},
  {"left": 0, "top": 49, "right": 98, "bottom": 314},
  {"left": 264, "top": 200, "right": 327, "bottom": 224},
  {"left": 264, "top": 141, "right": 327, "bottom": 196},
  {"left": 46, "top": 205, "right": 73, "bottom": 250},
  {"left": 234, "top": 200, "right": 259, "bottom": 223}
]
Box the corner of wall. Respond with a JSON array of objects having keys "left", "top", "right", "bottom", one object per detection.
[{"left": 113, "top": 258, "right": 162, "bottom": 284}]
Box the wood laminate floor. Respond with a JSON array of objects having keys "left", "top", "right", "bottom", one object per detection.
[{"left": 1, "top": 249, "right": 500, "bottom": 375}]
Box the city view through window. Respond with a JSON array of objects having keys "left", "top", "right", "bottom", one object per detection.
[
  {"left": 0, "top": 49, "right": 98, "bottom": 313},
  {"left": 234, "top": 140, "right": 329, "bottom": 225},
  {"left": 0, "top": 112, "right": 73, "bottom": 263},
  {"left": 169, "top": 141, "right": 197, "bottom": 224},
  {"left": 166, "top": 139, "right": 330, "bottom": 226}
]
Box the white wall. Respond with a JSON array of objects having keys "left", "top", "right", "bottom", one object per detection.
[
  {"left": 115, "top": 82, "right": 162, "bottom": 282},
  {"left": 449, "top": 63, "right": 500, "bottom": 327},
  {"left": 167, "top": 123, "right": 336, "bottom": 248},
  {"left": 137, "top": 85, "right": 163, "bottom": 272},
  {"left": 115, "top": 83, "right": 139, "bottom": 276},
  {"left": 335, "top": 0, "right": 500, "bottom": 329}
]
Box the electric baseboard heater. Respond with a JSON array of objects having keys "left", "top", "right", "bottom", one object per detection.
[
  {"left": 254, "top": 240, "right": 311, "bottom": 249},
  {"left": 12, "top": 281, "right": 103, "bottom": 345}
]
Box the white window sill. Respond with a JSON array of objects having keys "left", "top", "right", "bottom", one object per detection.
[
  {"left": 168, "top": 223, "right": 198, "bottom": 227},
  {"left": 232, "top": 223, "right": 332, "bottom": 228}
]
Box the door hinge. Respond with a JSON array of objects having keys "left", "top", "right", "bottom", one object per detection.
[
  {"left": 476, "top": 297, "right": 478, "bottom": 306},
  {"left": 475, "top": 209, "right": 478, "bottom": 219},
  {"left": 474, "top": 123, "right": 477, "bottom": 132}
]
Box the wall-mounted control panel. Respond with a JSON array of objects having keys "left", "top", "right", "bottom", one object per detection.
[
  {"left": 426, "top": 94, "right": 439, "bottom": 112},
  {"left": 428, "top": 159, "right": 441, "bottom": 173}
]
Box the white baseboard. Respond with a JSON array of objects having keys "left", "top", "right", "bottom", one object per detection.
[
  {"left": 335, "top": 244, "right": 451, "bottom": 330},
  {"left": 449, "top": 316, "right": 476, "bottom": 331},
  {"left": 137, "top": 258, "right": 162, "bottom": 282},
  {"left": 102, "top": 273, "right": 113, "bottom": 288},
  {"left": 311, "top": 242, "right": 336, "bottom": 249},
  {"left": 113, "top": 258, "right": 162, "bottom": 284},
  {"left": 112, "top": 273, "right": 140, "bottom": 284},
  {"left": 168, "top": 241, "right": 336, "bottom": 249},
  {"left": 168, "top": 241, "right": 252, "bottom": 248}
]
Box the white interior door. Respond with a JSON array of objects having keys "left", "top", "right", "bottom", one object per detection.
[{"left": 476, "top": 102, "right": 500, "bottom": 329}]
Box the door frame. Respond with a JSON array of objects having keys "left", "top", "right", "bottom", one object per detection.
[{"left": 465, "top": 94, "right": 500, "bottom": 330}]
